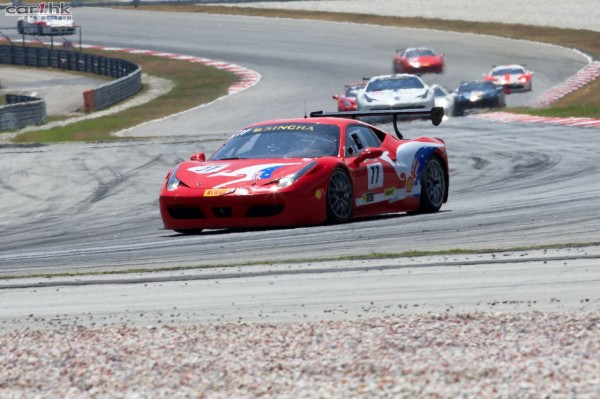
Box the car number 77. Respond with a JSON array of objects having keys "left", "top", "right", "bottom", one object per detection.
[{"left": 367, "top": 163, "right": 384, "bottom": 189}]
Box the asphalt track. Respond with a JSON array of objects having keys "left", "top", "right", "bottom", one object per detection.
[{"left": 0, "top": 8, "right": 599, "bottom": 326}]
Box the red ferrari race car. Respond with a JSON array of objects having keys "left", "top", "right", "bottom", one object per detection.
[
  {"left": 332, "top": 81, "right": 366, "bottom": 111},
  {"left": 483, "top": 64, "right": 533, "bottom": 93},
  {"left": 393, "top": 47, "right": 444, "bottom": 74},
  {"left": 159, "top": 108, "right": 449, "bottom": 234}
]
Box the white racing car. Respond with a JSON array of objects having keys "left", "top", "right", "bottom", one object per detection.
[
  {"left": 17, "top": 13, "right": 75, "bottom": 36},
  {"left": 356, "top": 74, "right": 435, "bottom": 117}
]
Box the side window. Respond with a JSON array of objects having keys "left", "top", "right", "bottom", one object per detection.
[{"left": 345, "top": 125, "right": 381, "bottom": 157}]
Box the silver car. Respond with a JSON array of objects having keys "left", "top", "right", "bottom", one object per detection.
[
  {"left": 431, "top": 84, "right": 456, "bottom": 119},
  {"left": 356, "top": 74, "right": 435, "bottom": 113}
]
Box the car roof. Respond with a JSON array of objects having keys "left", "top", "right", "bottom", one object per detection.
[
  {"left": 246, "top": 117, "right": 367, "bottom": 129},
  {"left": 369, "top": 73, "right": 423, "bottom": 81},
  {"left": 491, "top": 64, "right": 525, "bottom": 71}
]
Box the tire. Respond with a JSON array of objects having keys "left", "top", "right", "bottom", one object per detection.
[
  {"left": 418, "top": 155, "right": 446, "bottom": 213},
  {"left": 326, "top": 168, "right": 353, "bottom": 223},
  {"left": 17, "top": 21, "right": 24, "bottom": 35}
]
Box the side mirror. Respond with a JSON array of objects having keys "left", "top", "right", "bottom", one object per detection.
[
  {"left": 190, "top": 152, "right": 206, "bottom": 162},
  {"left": 332, "top": 94, "right": 339, "bottom": 100},
  {"left": 352, "top": 147, "right": 383, "bottom": 167}
]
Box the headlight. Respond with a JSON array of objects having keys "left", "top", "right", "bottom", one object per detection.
[
  {"left": 278, "top": 162, "right": 317, "bottom": 188},
  {"left": 409, "top": 60, "right": 421, "bottom": 68},
  {"left": 166, "top": 166, "right": 181, "bottom": 191}
]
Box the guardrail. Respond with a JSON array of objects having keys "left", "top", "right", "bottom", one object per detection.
[
  {"left": 0, "top": 94, "right": 46, "bottom": 130},
  {"left": 0, "top": 44, "right": 142, "bottom": 130}
]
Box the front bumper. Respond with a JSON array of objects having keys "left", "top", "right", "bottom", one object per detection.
[{"left": 160, "top": 183, "right": 328, "bottom": 231}]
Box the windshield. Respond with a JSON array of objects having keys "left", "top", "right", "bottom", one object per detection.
[
  {"left": 404, "top": 48, "right": 436, "bottom": 57},
  {"left": 433, "top": 87, "right": 447, "bottom": 97},
  {"left": 492, "top": 67, "right": 525, "bottom": 75},
  {"left": 211, "top": 123, "right": 340, "bottom": 160},
  {"left": 458, "top": 81, "right": 496, "bottom": 92},
  {"left": 345, "top": 84, "right": 365, "bottom": 97},
  {"left": 366, "top": 76, "right": 425, "bottom": 92}
]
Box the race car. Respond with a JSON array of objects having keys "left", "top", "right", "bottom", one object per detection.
[
  {"left": 17, "top": 13, "right": 75, "bottom": 36},
  {"left": 393, "top": 47, "right": 444, "bottom": 74},
  {"left": 159, "top": 108, "right": 449, "bottom": 233},
  {"left": 453, "top": 80, "right": 506, "bottom": 116},
  {"left": 332, "top": 82, "right": 366, "bottom": 111},
  {"left": 483, "top": 64, "right": 533, "bottom": 93},
  {"left": 431, "top": 84, "right": 456, "bottom": 119},
  {"left": 356, "top": 74, "right": 435, "bottom": 116}
]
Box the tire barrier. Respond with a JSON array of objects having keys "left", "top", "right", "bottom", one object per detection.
[
  {"left": 0, "top": 44, "right": 142, "bottom": 128},
  {"left": 0, "top": 94, "right": 46, "bottom": 130}
]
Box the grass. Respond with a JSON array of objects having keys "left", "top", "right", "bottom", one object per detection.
[
  {"left": 4, "top": 48, "right": 236, "bottom": 143},
  {"left": 3, "top": 4, "right": 599, "bottom": 143}
]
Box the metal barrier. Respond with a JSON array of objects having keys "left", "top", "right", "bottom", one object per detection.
[
  {"left": 0, "top": 94, "right": 46, "bottom": 130},
  {"left": 0, "top": 44, "right": 142, "bottom": 130}
]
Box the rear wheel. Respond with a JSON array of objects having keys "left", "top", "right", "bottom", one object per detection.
[
  {"left": 418, "top": 155, "right": 446, "bottom": 213},
  {"left": 326, "top": 168, "right": 353, "bottom": 223}
]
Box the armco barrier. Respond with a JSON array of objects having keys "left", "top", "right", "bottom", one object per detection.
[
  {"left": 0, "top": 44, "right": 142, "bottom": 126},
  {"left": 0, "top": 94, "right": 46, "bottom": 130}
]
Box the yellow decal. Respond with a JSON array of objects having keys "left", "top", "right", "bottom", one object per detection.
[
  {"left": 314, "top": 188, "right": 324, "bottom": 200},
  {"left": 384, "top": 187, "right": 396, "bottom": 196},
  {"left": 204, "top": 188, "right": 234, "bottom": 197}
]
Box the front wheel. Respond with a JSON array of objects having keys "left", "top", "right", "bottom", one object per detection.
[
  {"left": 326, "top": 168, "right": 353, "bottom": 223},
  {"left": 418, "top": 156, "right": 446, "bottom": 213}
]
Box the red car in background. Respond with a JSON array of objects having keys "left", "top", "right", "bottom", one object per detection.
[
  {"left": 332, "top": 82, "right": 366, "bottom": 111},
  {"left": 393, "top": 47, "right": 444, "bottom": 74},
  {"left": 483, "top": 64, "right": 533, "bottom": 93}
]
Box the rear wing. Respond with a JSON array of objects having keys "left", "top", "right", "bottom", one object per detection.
[{"left": 309, "top": 107, "right": 444, "bottom": 139}]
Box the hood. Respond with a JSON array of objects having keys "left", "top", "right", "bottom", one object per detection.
[
  {"left": 492, "top": 73, "right": 522, "bottom": 84},
  {"left": 408, "top": 55, "right": 441, "bottom": 65},
  {"left": 364, "top": 88, "right": 430, "bottom": 104},
  {"left": 174, "top": 159, "right": 312, "bottom": 189}
]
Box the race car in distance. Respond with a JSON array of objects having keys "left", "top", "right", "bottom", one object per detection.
[
  {"left": 159, "top": 108, "right": 449, "bottom": 234},
  {"left": 483, "top": 64, "right": 533, "bottom": 93},
  {"left": 356, "top": 74, "right": 435, "bottom": 116},
  {"left": 453, "top": 80, "right": 506, "bottom": 116},
  {"left": 332, "top": 81, "right": 366, "bottom": 111},
  {"left": 17, "top": 13, "right": 75, "bottom": 36},
  {"left": 393, "top": 47, "right": 444, "bottom": 74},
  {"left": 431, "top": 84, "right": 456, "bottom": 119}
]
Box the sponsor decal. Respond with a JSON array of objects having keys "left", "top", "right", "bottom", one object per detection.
[
  {"left": 204, "top": 188, "right": 234, "bottom": 197},
  {"left": 251, "top": 124, "right": 315, "bottom": 133},
  {"left": 384, "top": 187, "right": 396, "bottom": 196},
  {"left": 362, "top": 193, "right": 374, "bottom": 203},
  {"left": 314, "top": 188, "right": 324, "bottom": 200}
]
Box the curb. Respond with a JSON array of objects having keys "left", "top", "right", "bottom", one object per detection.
[
  {"left": 471, "top": 112, "right": 600, "bottom": 128},
  {"left": 80, "top": 44, "right": 261, "bottom": 95}
]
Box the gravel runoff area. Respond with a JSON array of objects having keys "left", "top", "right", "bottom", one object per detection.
[
  {"left": 1, "top": 312, "right": 598, "bottom": 398},
  {"left": 2, "top": 2, "right": 599, "bottom": 398}
]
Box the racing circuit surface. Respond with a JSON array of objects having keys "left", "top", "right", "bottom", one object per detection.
[{"left": 0, "top": 8, "right": 599, "bottom": 325}]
